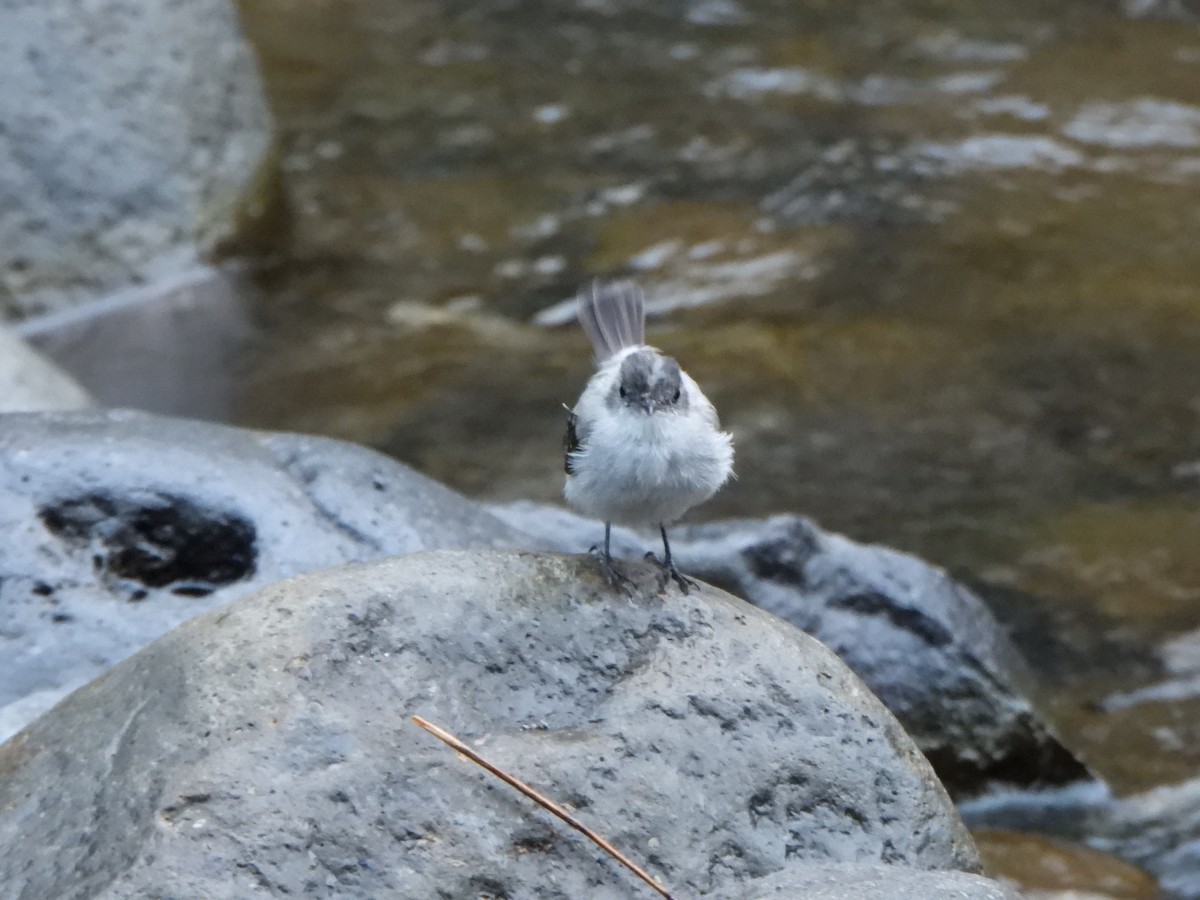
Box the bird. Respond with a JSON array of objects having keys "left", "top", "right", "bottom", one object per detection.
[{"left": 563, "top": 280, "right": 734, "bottom": 593}]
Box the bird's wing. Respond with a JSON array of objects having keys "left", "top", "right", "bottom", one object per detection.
[
  {"left": 577, "top": 280, "right": 645, "bottom": 360},
  {"left": 563, "top": 406, "right": 581, "bottom": 475}
]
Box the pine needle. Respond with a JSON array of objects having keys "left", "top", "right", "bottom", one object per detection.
[{"left": 412, "top": 715, "right": 675, "bottom": 900}]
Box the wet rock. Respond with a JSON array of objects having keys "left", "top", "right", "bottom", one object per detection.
[
  {"left": 0, "top": 551, "right": 982, "bottom": 899},
  {"left": 0, "top": 410, "right": 522, "bottom": 741},
  {"left": 0, "top": 0, "right": 272, "bottom": 320},
  {"left": 492, "top": 502, "right": 1092, "bottom": 797},
  {"left": 963, "top": 779, "right": 1200, "bottom": 900},
  {"left": 0, "top": 327, "right": 93, "bottom": 412}
]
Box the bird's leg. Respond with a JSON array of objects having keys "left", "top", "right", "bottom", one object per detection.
[
  {"left": 646, "top": 524, "right": 698, "bottom": 594},
  {"left": 590, "top": 522, "right": 635, "bottom": 593}
]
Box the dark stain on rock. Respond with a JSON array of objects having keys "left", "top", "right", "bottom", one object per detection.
[
  {"left": 467, "top": 875, "right": 512, "bottom": 899},
  {"left": 511, "top": 827, "right": 557, "bottom": 855},
  {"left": 829, "top": 591, "right": 954, "bottom": 648},
  {"left": 39, "top": 492, "right": 256, "bottom": 592},
  {"left": 925, "top": 722, "right": 1094, "bottom": 798},
  {"left": 158, "top": 792, "right": 212, "bottom": 825},
  {"left": 0, "top": 732, "right": 33, "bottom": 783},
  {"left": 742, "top": 520, "right": 820, "bottom": 586}
]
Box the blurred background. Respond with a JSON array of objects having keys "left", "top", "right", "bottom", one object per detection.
[{"left": 7, "top": 0, "right": 1200, "bottom": 822}]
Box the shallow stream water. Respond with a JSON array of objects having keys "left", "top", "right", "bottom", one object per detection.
[{"left": 227, "top": 0, "right": 1200, "bottom": 814}]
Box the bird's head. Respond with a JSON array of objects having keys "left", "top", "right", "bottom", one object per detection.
[{"left": 613, "top": 349, "right": 686, "bottom": 415}]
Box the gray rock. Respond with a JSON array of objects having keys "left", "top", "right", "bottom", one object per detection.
[
  {"left": 712, "top": 863, "right": 1021, "bottom": 899},
  {"left": 0, "top": 0, "right": 272, "bottom": 320},
  {"left": 0, "top": 410, "right": 522, "bottom": 741},
  {"left": 0, "top": 551, "right": 982, "bottom": 899},
  {"left": 1, "top": 408, "right": 1087, "bottom": 808},
  {"left": 492, "top": 502, "right": 1091, "bottom": 797},
  {"left": 0, "top": 326, "right": 93, "bottom": 412}
]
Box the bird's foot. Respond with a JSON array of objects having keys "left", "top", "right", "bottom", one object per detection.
[
  {"left": 643, "top": 552, "right": 698, "bottom": 595},
  {"left": 590, "top": 546, "right": 636, "bottom": 595}
]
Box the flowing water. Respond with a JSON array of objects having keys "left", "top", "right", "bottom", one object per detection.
[{"left": 230, "top": 0, "right": 1200, "bottom": 803}]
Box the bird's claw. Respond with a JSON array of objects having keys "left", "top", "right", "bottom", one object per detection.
[
  {"left": 660, "top": 566, "right": 698, "bottom": 595},
  {"left": 644, "top": 553, "right": 698, "bottom": 595},
  {"left": 590, "top": 547, "right": 636, "bottom": 595}
]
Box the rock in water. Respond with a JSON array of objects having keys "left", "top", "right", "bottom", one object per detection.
[
  {"left": 492, "top": 502, "right": 1092, "bottom": 797},
  {"left": 0, "top": 551, "right": 981, "bottom": 899},
  {"left": 1, "top": 409, "right": 1091, "bottom": 805},
  {"left": 0, "top": 0, "right": 272, "bottom": 320},
  {"left": 674, "top": 515, "right": 1092, "bottom": 796},
  {"left": 0, "top": 410, "right": 523, "bottom": 741}
]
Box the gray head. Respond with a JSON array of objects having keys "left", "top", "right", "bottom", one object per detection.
[{"left": 612, "top": 349, "right": 687, "bottom": 415}]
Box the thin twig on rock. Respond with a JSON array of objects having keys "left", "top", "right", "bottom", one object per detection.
[{"left": 412, "top": 715, "right": 675, "bottom": 900}]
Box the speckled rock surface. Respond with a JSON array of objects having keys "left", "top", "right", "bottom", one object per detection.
[
  {"left": 0, "top": 410, "right": 522, "bottom": 740},
  {"left": 0, "top": 0, "right": 271, "bottom": 320},
  {"left": 0, "top": 551, "right": 980, "bottom": 899},
  {"left": 0, "top": 408, "right": 1087, "bottom": 809},
  {"left": 492, "top": 502, "right": 1091, "bottom": 797}
]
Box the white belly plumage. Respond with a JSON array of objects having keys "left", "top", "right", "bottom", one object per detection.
[{"left": 564, "top": 407, "right": 733, "bottom": 526}]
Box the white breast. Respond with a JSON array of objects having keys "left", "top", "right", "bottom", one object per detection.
[{"left": 564, "top": 353, "right": 734, "bottom": 526}]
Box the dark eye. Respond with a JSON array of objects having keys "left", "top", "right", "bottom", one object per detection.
[
  {"left": 673, "top": 388, "right": 681, "bottom": 402},
  {"left": 619, "top": 386, "right": 627, "bottom": 398}
]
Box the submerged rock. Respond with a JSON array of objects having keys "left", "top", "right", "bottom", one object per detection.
[
  {"left": 493, "top": 502, "right": 1092, "bottom": 797},
  {"left": 0, "top": 410, "right": 521, "bottom": 740},
  {"left": 0, "top": 551, "right": 982, "bottom": 899}
]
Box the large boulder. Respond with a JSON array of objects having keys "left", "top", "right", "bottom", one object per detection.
[
  {"left": 0, "top": 551, "right": 984, "bottom": 898},
  {"left": 0, "top": 0, "right": 272, "bottom": 320},
  {"left": 493, "top": 502, "right": 1091, "bottom": 797},
  {"left": 0, "top": 407, "right": 1089, "bottom": 806},
  {"left": 0, "top": 410, "right": 523, "bottom": 740},
  {"left": 0, "top": 326, "right": 93, "bottom": 412}
]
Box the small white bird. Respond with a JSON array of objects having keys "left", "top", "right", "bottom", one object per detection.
[{"left": 564, "top": 280, "right": 734, "bottom": 592}]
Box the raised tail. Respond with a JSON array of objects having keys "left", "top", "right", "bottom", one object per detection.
[{"left": 577, "top": 280, "right": 646, "bottom": 360}]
